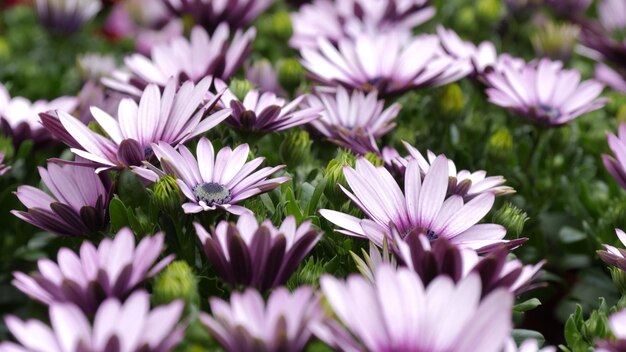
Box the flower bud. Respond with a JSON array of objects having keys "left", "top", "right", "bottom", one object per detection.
[
  {"left": 0, "top": 37, "right": 10, "bottom": 59},
  {"left": 487, "top": 128, "right": 513, "bottom": 159},
  {"left": 153, "top": 261, "right": 199, "bottom": 311},
  {"left": 617, "top": 105, "right": 626, "bottom": 124},
  {"left": 611, "top": 267, "right": 626, "bottom": 295},
  {"left": 456, "top": 6, "right": 477, "bottom": 32},
  {"left": 271, "top": 11, "right": 293, "bottom": 41},
  {"left": 278, "top": 58, "right": 305, "bottom": 93},
  {"left": 324, "top": 151, "right": 356, "bottom": 205},
  {"left": 437, "top": 84, "right": 464, "bottom": 116},
  {"left": 228, "top": 79, "right": 255, "bottom": 101},
  {"left": 279, "top": 129, "right": 312, "bottom": 166},
  {"left": 492, "top": 202, "right": 529, "bottom": 237},
  {"left": 152, "top": 175, "right": 183, "bottom": 212},
  {"left": 532, "top": 22, "right": 580, "bottom": 63},
  {"left": 364, "top": 152, "right": 384, "bottom": 167},
  {"left": 476, "top": 0, "right": 502, "bottom": 24}
]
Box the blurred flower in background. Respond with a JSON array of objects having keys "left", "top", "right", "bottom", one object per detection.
[
  {"left": 0, "top": 82, "right": 78, "bottom": 147},
  {"left": 162, "top": 0, "right": 273, "bottom": 32},
  {"left": 35, "top": 0, "right": 101, "bottom": 33},
  {"left": 0, "top": 291, "right": 184, "bottom": 352},
  {"left": 201, "top": 287, "right": 324, "bottom": 352},
  {"left": 603, "top": 123, "right": 626, "bottom": 189},
  {"left": 0, "top": 151, "right": 10, "bottom": 176}
]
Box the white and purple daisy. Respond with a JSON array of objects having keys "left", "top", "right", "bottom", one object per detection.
[
  {"left": 147, "top": 137, "right": 289, "bottom": 214},
  {"left": 300, "top": 31, "right": 472, "bottom": 96},
  {"left": 43, "top": 78, "right": 229, "bottom": 172},
  {"left": 104, "top": 24, "right": 255, "bottom": 96},
  {"left": 0, "top": 291, "right": 184, "bottom": 352},
  {"left": 485, "top": 58, "right": 608, "bottom": 126},
  {"left": 305, "top": 86, "right": 400, "bottom": 154},
  {"left": 320, "top": 156, "right": 509, "bottom": 251},
  {"left": 214, "top": 80, "right": 322, "bottom": 133},
  {"left": 315, "top": 265, "right": 513, "bottom": 352}
]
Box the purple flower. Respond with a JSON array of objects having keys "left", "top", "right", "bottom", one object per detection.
[
  {"left": 12, "top": 228, "right": 173, "bottom": 314},
  {"left": 214, "top": 80, "right": 322, "bottom": 133},
  {"left": 596, "top": 63, "right": 626, "bottom": 93},
  {"left": 384, "top": 141, "right": 514, "bottom": 200},
  {"left": 12, "top": 163, "right": 110, "bottom": 237},
  {"left": 35, "top": 0, "right": 101, "bottom": 33},
  {"left": 194, "top": 213, "right": 321, "bottom": 291},
  {"left": 146, "top": 137, "right": 289, "bottom": 214},
  {"left": 597, "top": 229, "right": 626, "bottom": 272},
  {"left": 436, "top": 26, "right": 499, "bottom": 75},
  {"left": 43, "top": 78, "right": 229, "bottom": 172},
  {"left": 0, "top": 290, "right": 184, "bottom": 352},
  {"left": 393, "top": 232, "right": 541, "bottom": 296},
  {"left": 290, "top": 0, "right": 435, "bottom": 50},
  {"left": 544, "top": 0, "right": 591, "bottom": 18},
  {"left": 579, "top": 0, "right": 626, "bottom": 72},
  {"left": 300, "top": 31, "right": 472, "bottom": 97},
  {"left": 603, "top": 124, "right": 626, "bottom": 189},
  {"left": 200, "top": 287, "right": 324, "bottom": 352},
  {"left": 245, "top": 60, "right": 286, "bottom": 96},
  {"left": 320, "top": 157, "right": 509, "bottom": 251},
  {"left": 0, "top": 83, "right": 78, "bottom": 146},
  {"left": 315, "top": 264, "right": 513, "bottom": 352},
  {"left": 0, "top": 152, "right": 10, "bottom": 176},
  {"left": 597, "top": 309, "right": 626, "bottom": 352},
  {"left": 485, "top": 58, "right": 607, "bottom": 126},
  {"left": 305, "top": 86, "right": 400, "bottom": 155},
  {"left": 162, "top": 0, "right": 272, "bottom": 32},
  {"left": 103, "top": 25, "right": 255, "bottom": 96},
  {"left": 504, "top": 339, "right": 557, "bottom": 352}
]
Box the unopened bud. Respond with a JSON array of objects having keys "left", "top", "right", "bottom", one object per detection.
[
  {"left": 278, "top": 59, "right": 305, "bottom": 93},
  {"left": 364, "top": 152, "right": 384, "bottom": 167},
  {"left": 324, "top": 151, "right": 356, "bottom": 205},
  {"left": 438, "top": 84, "right": 464, "bottom": 116},
  {"left": 152, "top": 175, "right": 183, "bottom": 212},
  {"left": 487, "top": 128, "right": 513, "bottom": 159},
  {"left": 228, "top": 79, "right": 255, "bottom": 101},
  {"left": 492, "top": 202, "right": 529, "bottom": 237},
  {"left": 271, "top": 11, "right": 293, "bottom": 41},
  {"left": 456, "top": 7, "right": 477, "bottom": 32},
  {"left": 532, "top": 22, "right": 580, "bottom": 63},
  {"left": 611, "top": 267, "right": 626, "bottom": 295},
  {"left": 476, "top": 0, "right": 502, "bottom": 24},
  {"left": 279, "top": 129, "right": 312, "bottom": 166},
  {"left": 153, "top": 261, "right": 199, "bottom": 311}
]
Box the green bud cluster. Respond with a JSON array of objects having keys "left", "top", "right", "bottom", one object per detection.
[
  {"left": 153, "top": 261, "right": 200, "bottom": 311},
  {"left": 492, "top": 202, "right": 529, "bottom": 237},
  {"left": 152, "top": 175, "right": 184, "bottom": 212},
  {"left": 279, "top": 129, "right": 312, "bottom": 166}
]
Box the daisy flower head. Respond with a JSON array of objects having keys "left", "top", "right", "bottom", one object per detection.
[
  {"left": 200, "top": 287, "right": 324, "bottom": 352},
  {"left": 603, "top": 123, "right": 626, "bottom": 190},
  {"left": 215, "top": 79, "right": 322, "bottom": 133},
  {"left": 290, "top": 0, "right": 435, "bottom": 50},
  {"left": 0, "top": 83, "right": 78, "bottom": 146},
  {"left": 316, "top": 264, "right": 514, "bottom": 352},
  {"left": 149, "top": 137, "right": 289, "bottom": 214},
  {"left": 12, "top": 228, "right": 173, "bottom": 314},
  {"left": 104, "top": 24, "right": 255, "bottom": 96},
  {"left": 320, "top": 156, "right": 510, "bottom": 251},
  {"left": 12, "top": 163, "right": 110, "bottom": 237},
  {"left": 305, "top": 86, "right": 400, "bottom": 155},
  {"left": 42, "top": 77, "right": 229, "bottom": 172},
  {"left": 195, "top": 213, "right": 321, "bottom": 291},
  {"left": 385, "top": 141, "right": 514, "bottom": 200},
  {"left": 0, "top": 291, "right": 184, "bottom": 352},
  {"left": 300, "top": 30, "right": 472, "bottom": 97},
  {"left": 485, "top": 58, "right": 607, "bottom": 126}
]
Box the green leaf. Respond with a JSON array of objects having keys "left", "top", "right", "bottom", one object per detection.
[
  {"left": 109, "top": 198, "right": 129, "bottom": 232},
  {"left": 512, "top": 329, "right": 545, "bottom": 346},
  {"left": 117, "top": 169, "right": 150, "bottom": 208},
  {"left": 559, "top": 226, "right": 587, "bottom": 243},
  {"left": 284, "top": 187, "right": 303, "bottom": 223},
  {"left": 513, "top": 298, "right": 542, "bottom": 312},
  {"left": 260, "top": 193, "right": 275, "bottom": 214},
  {"left": 305, "top": 178, "right": 327, "bottom": 217}
]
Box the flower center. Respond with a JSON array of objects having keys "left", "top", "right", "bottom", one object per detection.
[
  {"left": 536, "top": 104, "right": 560, "bottom": 120},
  {"left": 426, "top": 229, "right": 439, "bottom": 241},
  {"left": 193, "top": 182, "right": 232, "bottom": 206}
]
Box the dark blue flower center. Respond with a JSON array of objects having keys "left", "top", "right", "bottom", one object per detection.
[
  {"left": 426, "top": 229, "right": 439, "bottom": 241},
  {"left": 144, "top": 146, "right": 154, "bottom": 159},
  {"left": 193, "top": 182, "right": 232, "bottom": 206},
  {"left": 536, "top": 104, "right": 560, "bottom": 120}
]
